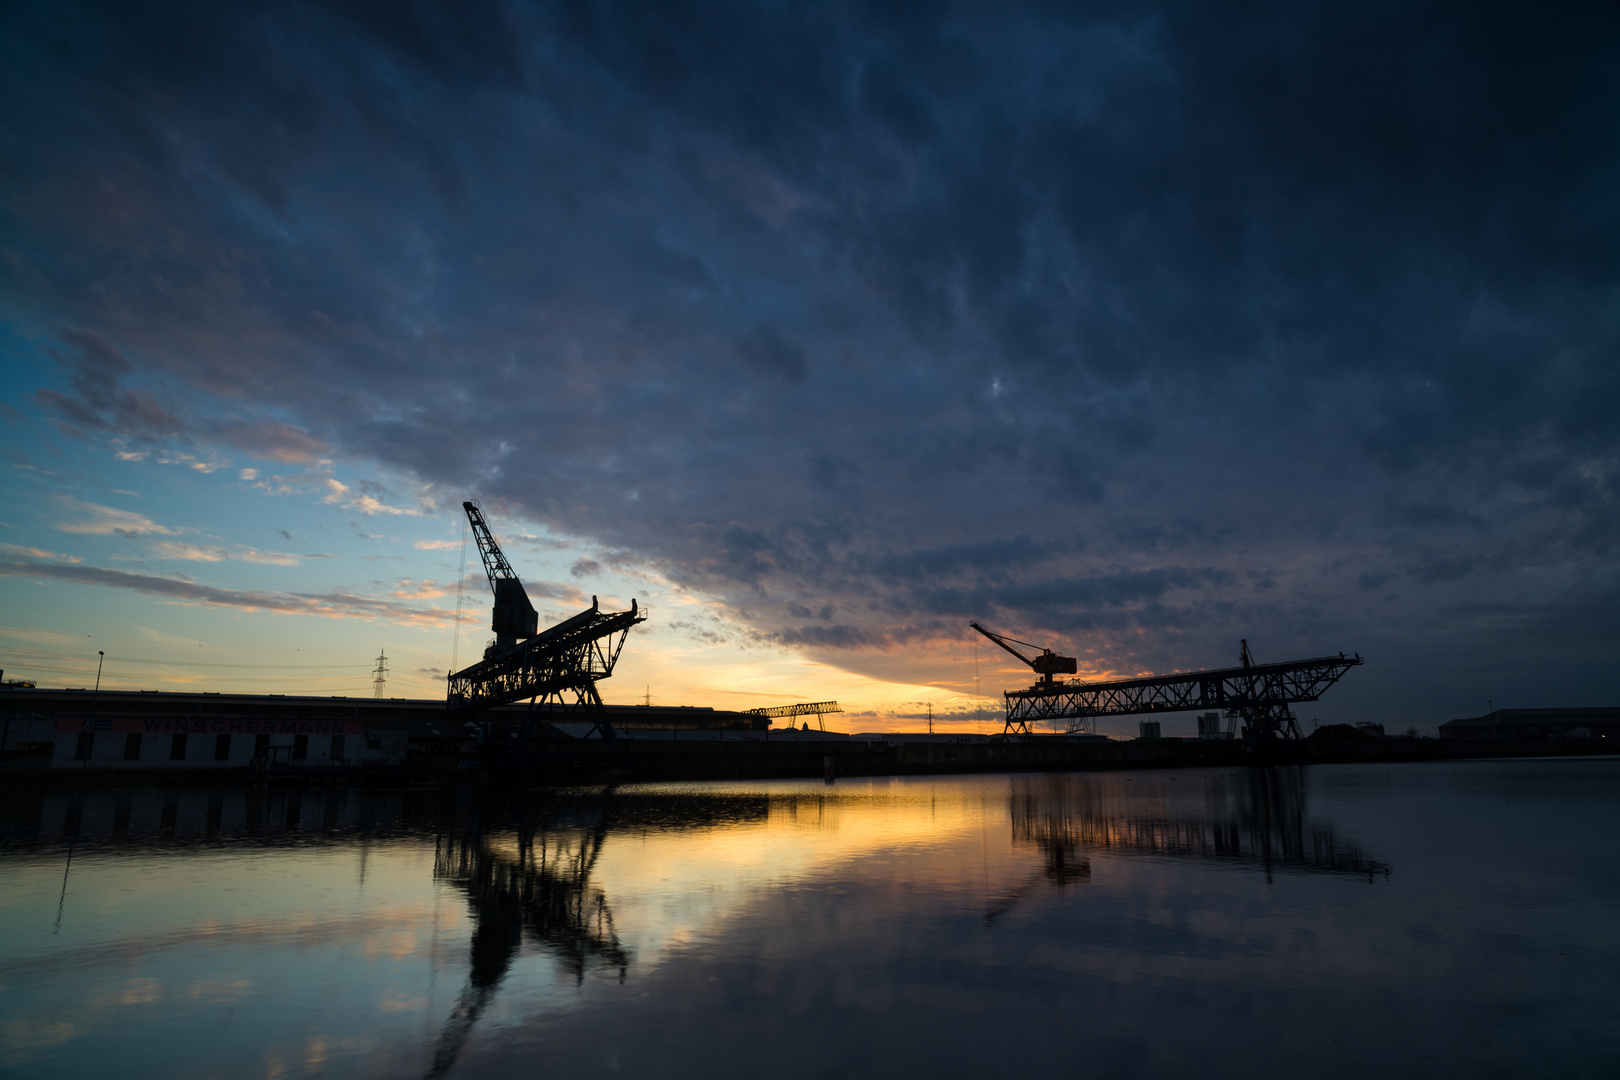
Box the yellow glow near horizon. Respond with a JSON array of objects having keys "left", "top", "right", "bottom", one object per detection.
[
  {"left": 0, "top": 556, "right": 1064, "bottom": 730},
  {"left": 612, "top": 639, "right": 1004, "bottom": 731},
  {"left": 0, "top": 620, "right": 1009, "bottom": 731}
]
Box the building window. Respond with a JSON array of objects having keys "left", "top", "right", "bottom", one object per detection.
[
  {"left": 170, "top": 733, "right": 188, "bottom": 761},
  {"left": 214, "top": 733, "right": 232, "bottom": 761},
  {"left": 292, "top": 734, "right": 308, "bottom": 760},
  {"left": 75, "top": 732, "right": 95, "bottom": 760},
  {"left": 254, "top": 733, "right": 270, "bottom": 759},
  {"left": 330, "top": 733, "right": 345, "bottom": 761},
  {"left": 123, "top": 733, "right": 142, "bottom": 760}
]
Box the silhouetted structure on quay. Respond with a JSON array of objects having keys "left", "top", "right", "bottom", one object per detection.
[
  {"left": 1438, "top": 707, "right": 1620, "bottom": 741},
  {"left": 446, "top": 501, "right": 645, "bottom": 747},
  {"left": 997, "top": 639, "right": 1363, "bottom": 741}
]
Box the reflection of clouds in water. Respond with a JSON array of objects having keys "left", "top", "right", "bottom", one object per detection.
[
  {"left": 5, "top": 768, "right": 1614, "bottom": 1080},
  {"left": 0, "top": 820, "right": 464, "bottom": 1078},
  {"left": 421, "top": 779, "right": 1030, "bottom": 1072},
  {"left": 1, "top": 1019, "right": 77, "bottom": 1060},
  {"left": 592, "top": 780, "right": 1013, "bottom": 971}
]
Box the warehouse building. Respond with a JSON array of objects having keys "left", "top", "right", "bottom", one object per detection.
[{"left": 0, "top": 686, "right": 764, "bottom": 770}]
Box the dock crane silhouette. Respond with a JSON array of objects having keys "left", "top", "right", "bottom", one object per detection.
[
  {"left": 464, "top": 501, "right": 539, "bottom": 658},
  {"left": 448, "top": 501, "right": 645, "bottom": 750},
  {"left": 969, "top": 622, "right": 1078, "bottom": 688}
]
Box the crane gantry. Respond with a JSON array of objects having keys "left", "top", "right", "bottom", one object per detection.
[
  {"left": 743, "top": 700, "right": 843, "bottom": 732},
  {"left": 448, "top": 501, "right": 645, "bottom": 746},
  {"left": 972, "top": 619, "right": 1362, "bottom": 740}
]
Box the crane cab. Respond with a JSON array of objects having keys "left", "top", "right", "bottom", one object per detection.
[{"left": 1032, "top": 652, "right": 1078, "bottom": 678}]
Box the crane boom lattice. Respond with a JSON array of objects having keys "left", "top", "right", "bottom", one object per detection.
[
  {"left": 448, "top": 597, "right": 645, "bottom": 713},
  {"left": 447, "top": 502, "right": 645, "bottom": 748},
  {"left": 462, "top": 501, "right": 538, "bottom": 650},
  {"left": 744, "top": 700, "right": 842, "bottom": 732},
  {"left": 744, "top": 701, "right": 842, "bottom": 719},
  {"left": 970, "top": 622, "right": 1077, "bottom": 686},
  {"left": 1002, "top": 653, "right": 1363, "bottom": 740}
]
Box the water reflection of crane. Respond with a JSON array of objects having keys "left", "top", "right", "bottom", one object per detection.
[
  {"left": 426, "top": 806, "right": 627, "bottom": 1078},
  {"left": 419, "top": 786, "right": 771, "bottom": 1077},
  {"left": 989, "top": 768, "right": 1386, "bottom": 922}
]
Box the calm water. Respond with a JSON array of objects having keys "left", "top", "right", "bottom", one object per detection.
[{"left": 2, "top": 760, "right": 1617, "bottom": 1078}]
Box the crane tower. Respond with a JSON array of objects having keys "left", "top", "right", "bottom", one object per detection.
[{"left": 448, "top": 501, "right": 645, "bottom": 747}]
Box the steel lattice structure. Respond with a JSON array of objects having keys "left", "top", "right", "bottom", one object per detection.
[
  {"left": 743, "top": 701, "right": 843, "bottom": 719},
  {"left": 1003, "top": 653, "right": 1363, "bottom": 740},
  {"left": 743, "top": 699, "right": 843, "bottom": 732},
  {"left": 447, "top": 598, "right": 646, "bottom": 714}
]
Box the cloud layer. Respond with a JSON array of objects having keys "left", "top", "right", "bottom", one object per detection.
[{"left": 3, "top": 1, "right": 1618, "bottom": 715}]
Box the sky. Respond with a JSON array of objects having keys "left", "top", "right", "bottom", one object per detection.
[{"left": 1, "top": 0, "right": 1617, "bottom": 734}]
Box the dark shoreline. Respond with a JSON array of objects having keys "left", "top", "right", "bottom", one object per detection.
[{"left": 4, "top": 735, "right": 1613, "bottom": 788}]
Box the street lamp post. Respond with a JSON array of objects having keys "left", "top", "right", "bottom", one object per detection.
[{"left": 83, "top": 650, "right": 106, "bottom": 770}]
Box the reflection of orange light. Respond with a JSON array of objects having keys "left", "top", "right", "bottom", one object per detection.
[
  {"left": 379, "top": 994, "right": 428, "bottom": 1014},
  {"left": 1, "top": 1019, "right": 77, "bottom": 1053},
  {"left": 573, "top": 780, "right": 1034, "bottom": 970},
  {"left": 183, "top": 978, "right": 250, "bottom": 1002},
  {"left": 302, "top": 1035, "right": 329, "bottom": 1072},
  {"left": 119, "top": 977, "right": 165, "bottom": 1005},
  {"left": 362, "top": 930, "right": 422, "bottom": 961}
]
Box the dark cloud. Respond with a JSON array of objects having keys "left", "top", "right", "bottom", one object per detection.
[
  {"left": 1356, "top": 572, "right": 1395, "bottom": 593},
  {"left": 3, "top": 0, "right": 1618, "bottom": 718},
  {"left": 869, "top": 536, "right": 1065, "bottom": 583},
  {"left": 214, "top": 422, "right": 330, "bottom": 464},
  {"left": 731, "top": 325, "right": 808, "bottom": 384},
  {"left": 37, "top": 328, "right": 187, "bottom": 440},
  {"left": 775, "top": 623, "right": 884, "bottom": 649}
]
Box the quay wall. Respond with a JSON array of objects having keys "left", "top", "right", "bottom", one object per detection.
[
  {"left": 469, "top": 733, "right": 1615, "bottom": 784},
  {"left": 2, "top": 679, "right": 1612, "bottom": 789}
]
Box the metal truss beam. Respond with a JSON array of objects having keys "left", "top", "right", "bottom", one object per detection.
[
  {"left": 743, "top": 701, "right": 843, "bottom": 719},
  {"left": 1003, "top": 653, "right": 1363, "bottom": 740},
  {"left": 744, "top": 699, "right": 843, "bottom": 732},
  {"left": 448, "top": 601, "right": 646, "bottom": 745}
]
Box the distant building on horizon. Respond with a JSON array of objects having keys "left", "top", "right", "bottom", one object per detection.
[{"left": 1438, "top": 707, "right": 1620, "bottom": 741}]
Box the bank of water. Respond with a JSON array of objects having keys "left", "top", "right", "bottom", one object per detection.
[{"left": 2, "top": 759, "right": 1617, "bottom": 1078}]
